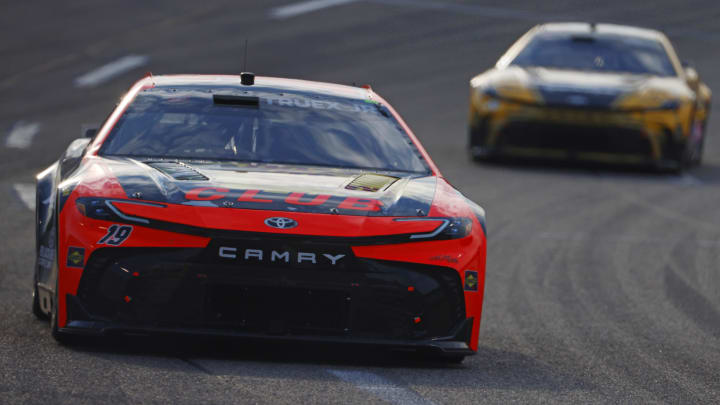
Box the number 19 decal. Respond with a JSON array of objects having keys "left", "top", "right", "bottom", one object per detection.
[{"left": 98, "top": 225, "right": 133, "bottom": 246}]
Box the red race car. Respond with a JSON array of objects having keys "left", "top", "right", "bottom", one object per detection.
[{"left": 32, "top": 73, "right": 487, "bottom": 362}]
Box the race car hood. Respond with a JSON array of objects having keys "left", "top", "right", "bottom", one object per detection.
[
  {"left": 471, "top": 66, "right": 694, "bottom": 109},
  {"left": 75, "top": 157, "right": 437, "bottom": 218}
]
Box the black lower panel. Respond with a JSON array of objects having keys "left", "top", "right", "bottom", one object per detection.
[
  {"left": 205, "top": 285, "right": 347, "bottom": 335},
  {"left": 497, "top": 121, "right": 652, "bottom": 155},
  {"left": 75, "top": 247, "right": 466, "bottom": 342}
]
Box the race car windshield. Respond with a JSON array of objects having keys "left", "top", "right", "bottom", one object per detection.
[
  {"left": 100, "top": 86, "right": 430, "bottom": 174},
  {"left": 510, "top": 34, "right": 677, "bottom": 76}
]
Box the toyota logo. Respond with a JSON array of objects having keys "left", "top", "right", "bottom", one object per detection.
[
  {"left": 264, "top": 217, "right": 298, "bottom": 229},
  {"left": 566, "top": 94, "right": 589, "bottom": 106}
]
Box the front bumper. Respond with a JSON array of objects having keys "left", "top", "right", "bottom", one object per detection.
[
  {"left": 469, "top": 98, "right": 687, "bottom": 166},
  {"left": 64, "top": 246, "right": 474, "bottom": 355},
  {"left": 60, "top": 316, "right": 475, "bottom": 356}
]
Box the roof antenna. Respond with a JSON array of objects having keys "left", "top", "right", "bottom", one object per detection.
[
  {"left": 243, "top": 39, "right": 248, "bottom": 72},
  {"left": 241, "top": 39, "right": 255, "bottom": 85}
]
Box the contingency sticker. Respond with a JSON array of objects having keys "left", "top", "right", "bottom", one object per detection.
[
  {"left": 66, "top": 247, "right": 85, "bottom": 268},
  {"left": 464, "top": 270, "right": 478, "bottom": 292}
]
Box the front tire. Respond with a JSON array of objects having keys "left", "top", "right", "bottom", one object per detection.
[
  {"left": 32, "top": 282, "right": 48, "bottom": 320},
  {"left": 691, "top": 120, "right": 707, "bottom": 166}
]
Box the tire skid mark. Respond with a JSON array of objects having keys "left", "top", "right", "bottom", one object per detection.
[
  {"left": 490, "top": 188, "right": 606, "bottom": 392},
  {"left": 327, "top": 369, "right": 436, "bottom": 405},
  {"left": 498, "top": 230, "right": 720, "bottom": 250},
  {"left": 521, "top": 234, "right": 660, "bottom": 399},
  {"left": 609, "top": 182, "right": 719, "bottom": 233},
  {"left": 505, "top": 188, "right": 711, "bottom": 401},
  {"left": 664, "top": 260, "right": 720, "bottom": 338},
  {"left": 593, "top": 198, "right": 718, "bottom": 400},
  {"left": 583, "top": 232, "right": 705, "bottom": 401},
  {"left": 178, "top": 357, "right": 214, "bottom": 375}
]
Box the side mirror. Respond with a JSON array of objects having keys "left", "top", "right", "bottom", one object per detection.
[
  {"left": 60, "top": 137, "right": 92, "bottom": 176},
  {"left": 684, "top": 66, "right": 700, "bottom": 90},
  {"left": 81, "top": 124, "right": 100, "bottom": 138},
  {"left": 681, "top": 60, "right": 700, "bottom": 90}
]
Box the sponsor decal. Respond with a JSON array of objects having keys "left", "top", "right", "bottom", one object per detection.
[
  {"left": 185, "top": 187, "right": 229, "bottom": 201},
  {"left": 464, "top": 270, "right": 478, "bottom": 291},
  {"left": 218, "top": 247, "right": 345, "bottom": 266},
  {"left": 97, "top": 224, "right": 133, "bottom": 246},
  {"left": 184, "top": 188, "right": 384, "bottom": 212},
  {"left": 264, "top": 217, "right": 298, "bottom": 230},
  {"left": 67, "top": 247, "right": 85, "bottom": 268},
  {"left": 429, "top": 254, "right": 459, "bottom": 264},
  {"left": 263, "top": 97, "right": 378, "bottom": 114},
  {"left": 237, "top": 190, "right": 273, "bottom": 203},
  {"left": 38, "top": 245, "right": 55, "bottom": 270}
]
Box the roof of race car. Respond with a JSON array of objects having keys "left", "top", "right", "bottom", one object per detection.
[
  {"left": 144, "top": 74, "right": 374, "bottom": 101},
  {"left": 535, "top": 22, "right": 665, "bottom": 41},
  {"left": 87, "top": 73, "right": 441, "bottom": 175}
]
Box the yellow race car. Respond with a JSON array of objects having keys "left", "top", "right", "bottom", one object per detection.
[{"left": 469, "top": 22, "right": 711, "bottom": 170}]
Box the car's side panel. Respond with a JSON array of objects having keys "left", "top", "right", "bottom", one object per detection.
[{"left": 35, "top": 163, "right": 59, "bottom": 315}]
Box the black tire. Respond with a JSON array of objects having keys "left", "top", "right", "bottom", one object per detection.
[
  {"left": 32, "top": 282, "right": 48, "bottom": 320},
  {"left": 692, "top": 120, "right": 707, "bottom": 166},
  {"left": 469, "top": 149, "right": 484, "bottom": 162},
  {"left": 665, "top": 145, "right": 690, "bottom": 174}
]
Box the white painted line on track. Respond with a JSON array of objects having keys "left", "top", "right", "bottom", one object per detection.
[
  {"left": 74, "top": 55, "right": 149, "bottom": 88},
  {"left": 5, "top": 121, "right": 40, "bottom": 149},
  {"left": 327, "top": 369, "right": 436, "bottom": 405},
  {"left": 13, "top": 183, "right": 35, "bottom": 211},
  {"left": 270, "top": 0, "right": 358, "bottom": 19}
]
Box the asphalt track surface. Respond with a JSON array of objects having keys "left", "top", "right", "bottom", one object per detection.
[{"left": 2, "top": 1, "right": 720, "bottom": 403}]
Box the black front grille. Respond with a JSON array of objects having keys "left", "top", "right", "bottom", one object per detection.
[
  {"left": 498, "top": 121, "right": 651, "bottom": 155},
  {"left": 76, "top": 246, "right": 465, "bottom": 341},
  {"left": 204, "top": 285, "right": 348, "bottom": 335}
]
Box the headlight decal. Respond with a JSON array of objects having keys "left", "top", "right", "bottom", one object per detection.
[{"left": 394, "top": 217, "right": 473, "bottom": 240}]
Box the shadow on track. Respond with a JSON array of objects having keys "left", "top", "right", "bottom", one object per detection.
[
  {"left": 45, "top": 331, "right": 593, "bottom": 391},
  {"left": 471, "top": 155, "right": 720, "bottom": 184}
]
